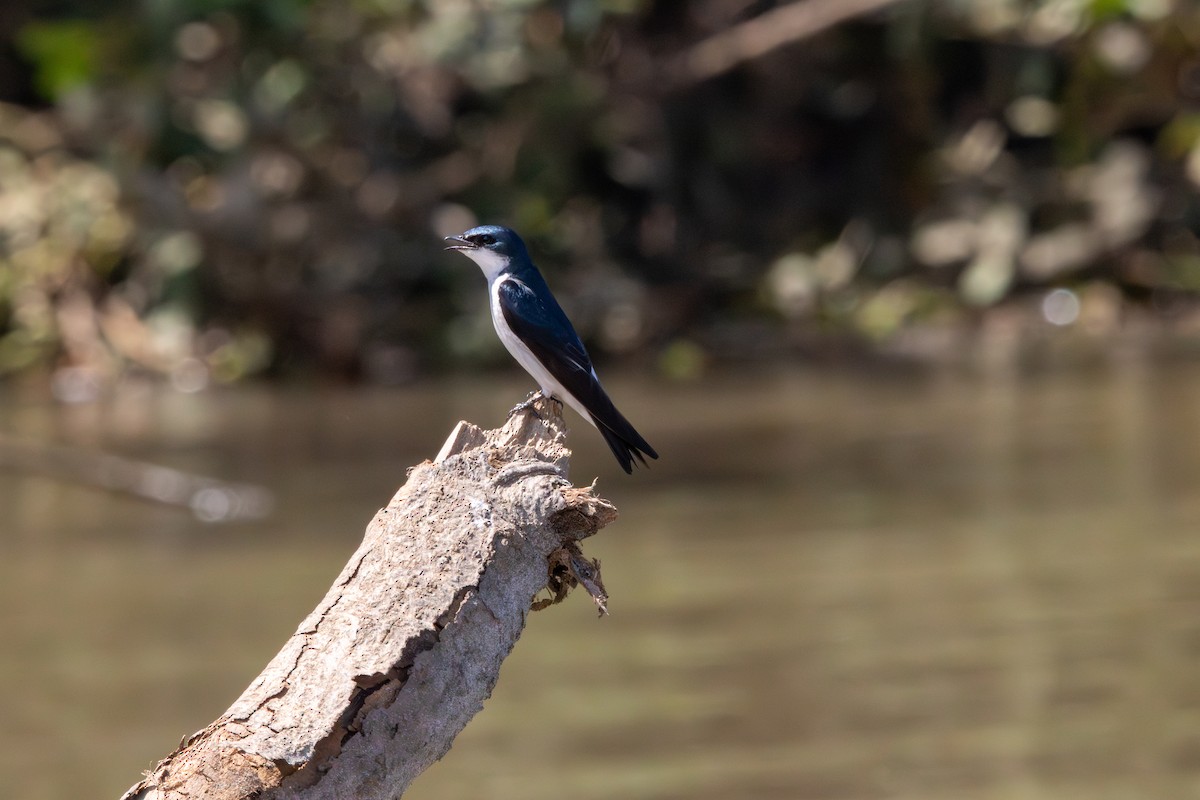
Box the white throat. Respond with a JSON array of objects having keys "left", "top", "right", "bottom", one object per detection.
[{"left": 461, "top": 248, "right": 511, "bottom": 283}]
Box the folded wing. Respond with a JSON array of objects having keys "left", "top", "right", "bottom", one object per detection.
[{"left": 497, "top": 274, "right": 658, "bottom": 473}]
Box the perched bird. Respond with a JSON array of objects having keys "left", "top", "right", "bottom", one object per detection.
[{"left": 445, "top": 225, "right": 658, "bottom": 473}]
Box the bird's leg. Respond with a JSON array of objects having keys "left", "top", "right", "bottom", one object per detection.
[{"left": 508, "top": 390, "right": 544, "bottom": 419}]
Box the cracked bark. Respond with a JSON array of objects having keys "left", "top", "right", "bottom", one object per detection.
[{"left": 121, "top": 399, "right": 616, "bottom": 800}]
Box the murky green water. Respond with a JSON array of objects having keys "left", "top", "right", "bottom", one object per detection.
[{"left": 3, "top": 359, "right": 1199, "bottom": 799}]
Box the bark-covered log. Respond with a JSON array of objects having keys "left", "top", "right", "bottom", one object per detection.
[{"left": 122, "top": 398, "right": 616, "bottom": 800}]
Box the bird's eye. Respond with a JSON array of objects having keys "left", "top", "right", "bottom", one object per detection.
[{"left": 478, "top": 234, "right": 496, "bottom": 245}]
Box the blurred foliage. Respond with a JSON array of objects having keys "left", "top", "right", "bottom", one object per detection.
[{"left": 2, "top": 0, "right": 1200, "bottom": 393}]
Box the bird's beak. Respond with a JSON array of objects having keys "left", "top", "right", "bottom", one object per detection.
[{"left": 443, "top": 235, "right": 474, "bottom": 251}]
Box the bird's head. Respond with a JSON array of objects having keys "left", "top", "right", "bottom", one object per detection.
[{"left": 444, "top": 225, "right": 529, "bottom": 280}]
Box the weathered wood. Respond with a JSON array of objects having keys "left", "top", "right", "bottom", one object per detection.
[{"left": 122, "top": 398, "right": 616, "bottom": 800}]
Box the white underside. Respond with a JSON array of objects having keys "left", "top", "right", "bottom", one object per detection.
[
  {"left": 489, "top": 276, "right": 598, "bottom": 429},
  {"left": 458, "top": 247, "right": 599, "bottom": 429},
  {"left": 461, "top": 247, "right": 510, "bottom": 282}
]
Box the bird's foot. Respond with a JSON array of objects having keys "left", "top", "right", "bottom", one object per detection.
[
  {"left": 507, "top": 391, "right": 563, "bottom": 421},
  {"left": 508, "top": 391, "right": 545, "bottom": 420}
]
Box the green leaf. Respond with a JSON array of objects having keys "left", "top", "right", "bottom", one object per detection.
[
  {"left": 15, "top": 20, "right": 100, "bottom": 100},
  {"left": 1089, "top": 0, "right": 1130, "bottom": 22}
]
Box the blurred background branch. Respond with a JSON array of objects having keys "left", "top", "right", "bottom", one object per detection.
[
  {"left": 664, "top": 0, "right": 909, "bottom": 87},
  {"left": 0, "top": 432, "right": 273, "bottom": 521}
]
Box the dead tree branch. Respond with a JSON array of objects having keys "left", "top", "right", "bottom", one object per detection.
[{"left": 121, "top": 398, "right": 616, "bottom": 800}]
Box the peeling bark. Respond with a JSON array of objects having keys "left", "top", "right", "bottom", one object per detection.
[{"left": 122, "top": 399, "right": 617, "bottom": 800}]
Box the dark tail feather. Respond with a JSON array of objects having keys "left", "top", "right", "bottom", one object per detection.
[{"left": 594, "top": 416, "right": 658, "bottom": 474}]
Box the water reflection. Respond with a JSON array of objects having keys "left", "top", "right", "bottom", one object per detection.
[{"left": 2, "top": 359, "right": 1198, "bottom": 799}]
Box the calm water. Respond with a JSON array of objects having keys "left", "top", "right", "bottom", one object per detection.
[{"left": 2, "top": 359, "right": 1199, "bottom": 799}]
